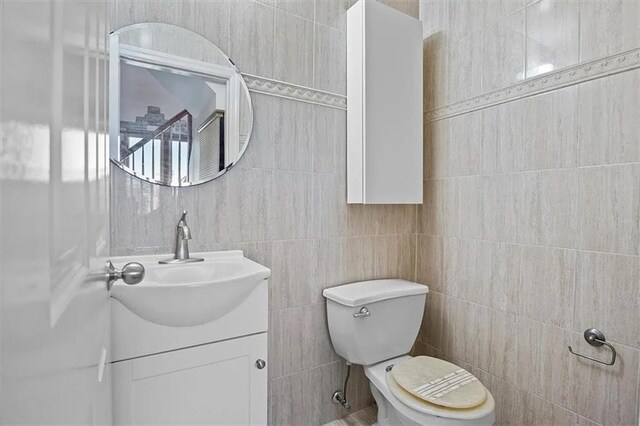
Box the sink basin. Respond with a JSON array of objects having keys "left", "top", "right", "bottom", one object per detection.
[{"left": 110, "top": 251, "right": 270, "bottom": 327}]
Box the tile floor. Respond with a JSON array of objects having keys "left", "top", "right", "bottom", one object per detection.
[{"left": 323, "top": 405, "right": 378, "bottom": 426}]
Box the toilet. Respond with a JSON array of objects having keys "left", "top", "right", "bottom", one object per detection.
[{"left": 323, "top": 279, "right": 495, "bottom": 426}]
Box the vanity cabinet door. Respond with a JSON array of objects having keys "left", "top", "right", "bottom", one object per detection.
[{"left": 112, "top": 333, "right": 267, "bottom": 425}]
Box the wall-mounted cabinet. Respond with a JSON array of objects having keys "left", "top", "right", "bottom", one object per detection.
[{"left": 347, "top": 0, "right": 423, "bottom": 204}]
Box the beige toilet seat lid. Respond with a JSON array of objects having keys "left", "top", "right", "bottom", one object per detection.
[{"left": 390, "top": 356, "right": 487, "bottom": 409}]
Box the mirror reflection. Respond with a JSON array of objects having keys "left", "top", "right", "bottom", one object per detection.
[{"left": 110, "top": 23, "right": 253, "bottom": 186}]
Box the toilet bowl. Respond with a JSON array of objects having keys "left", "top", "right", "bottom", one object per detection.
[{"left": 323, "top": 279, "right": 495, "bottom": 426}]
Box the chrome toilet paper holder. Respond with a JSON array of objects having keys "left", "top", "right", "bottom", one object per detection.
[{"left": 568, "top": 328, "right": 617, "bottom": 366}]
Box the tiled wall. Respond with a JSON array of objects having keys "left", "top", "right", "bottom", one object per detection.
[
  {"left": 110, "top": 1, "right": 418, "bottom": 425},
  {"left": 417, "top": 0, "right": 640, "bottom": 424}
]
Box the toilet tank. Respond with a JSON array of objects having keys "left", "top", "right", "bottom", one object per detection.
[{"left": 323, "top": 279, "right": 428, "bottom": 366}]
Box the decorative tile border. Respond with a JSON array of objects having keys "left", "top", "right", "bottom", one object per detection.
[
  {"left": 425, "top": 47, "right": 640, "bottom": 122},
  {"left": 242, "top": 73, "right": 347, "bottom": 110}
]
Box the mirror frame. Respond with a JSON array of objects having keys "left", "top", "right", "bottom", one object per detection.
[{"left": 108, "top": 23, "right": 254, "bottom": 187}]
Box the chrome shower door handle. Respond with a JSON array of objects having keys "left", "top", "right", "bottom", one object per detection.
[
  {"left": 353, "top": 307, "right": 370, "bottom": 318},
  {"left": 106, "top": 260, "right": 145, "bottom": 291}
]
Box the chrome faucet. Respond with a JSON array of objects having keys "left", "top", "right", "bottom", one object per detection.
[{"left": 159, "top": 210, "right": 204, "bottom": 264}]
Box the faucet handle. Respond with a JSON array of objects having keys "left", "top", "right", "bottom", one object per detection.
[{"left": 179, "top": 210, "right": 188, "bottom": 221}]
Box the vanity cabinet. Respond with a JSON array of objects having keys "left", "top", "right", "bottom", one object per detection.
[
  {"left": 112, "top": 333, "right": 267, "bottom": 425},
  {"left": 346, "top": 0, "right": 423, "bottom": 204},
  {"left": 108, "top": 251, "right": 270, "bottom": 425}
]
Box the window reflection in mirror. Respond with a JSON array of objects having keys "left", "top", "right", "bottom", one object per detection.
[{"left": 110, "top": 23, "right": 253, "bottom": 186}]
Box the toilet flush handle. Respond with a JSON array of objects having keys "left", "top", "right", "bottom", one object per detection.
[{"left": 353, "top": 307, "right": 371, "bottom": 318}]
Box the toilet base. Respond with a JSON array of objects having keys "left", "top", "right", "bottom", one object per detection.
[{"left": 371, "top": 382, "right": 418, "bottom": 426}]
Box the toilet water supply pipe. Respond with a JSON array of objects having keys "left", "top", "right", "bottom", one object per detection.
[{"left": 332, "top": 362, "right": 352, "bottom": 410}]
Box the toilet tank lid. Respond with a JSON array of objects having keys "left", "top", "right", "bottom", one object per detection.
[{"left": 323, "top": 279, "right": 429, "bottom": 307}]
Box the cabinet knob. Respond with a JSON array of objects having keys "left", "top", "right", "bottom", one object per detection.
[{"left": 255, "top": 359, "right": 266, "bottom": 369}]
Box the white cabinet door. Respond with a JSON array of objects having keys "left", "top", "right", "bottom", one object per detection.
[
  {"left": 112, "top": 333, "right": 268, "bottom": 425},
  {"left": 347, "top": 0, "right": 423, "bottom": 204}
]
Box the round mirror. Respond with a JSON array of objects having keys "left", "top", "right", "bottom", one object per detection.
[{"left": 109, "top": 23, "right": 253, "bottom": 186}]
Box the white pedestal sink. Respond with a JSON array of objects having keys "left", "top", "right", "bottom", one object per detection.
[{"left": 109, "top": 250, "right": 270, "bottom": 425}]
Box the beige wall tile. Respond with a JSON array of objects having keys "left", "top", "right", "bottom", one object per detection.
[
  {"left": 312, "top": 173, "right": 346, "bottom": 238},
  {"left": 474, "top": 365, "right": 521, "bottom": 426},
  {"left": 239, "top": 93, "right": 276, "bottom": 170},
  {"left": 516, "top": 318, "right": 572, "bottom": 407},
  {"left": 270, "top": 170, "right": 313, "bottom": 239},
  {"left": 522, "top": 86, "right": 578, "bottom": 171},
  {"left": 271, "top": 239, "right": 315, "bottom": 309},
  {"left": 416, "top": 234, "right": 444, "bottom": 292},
  {"left": 568, "top": 332, "right": 639, "bottom": 425},
  {"left": 525, "top": 0, "right": 579, "bottom": 78},
  {"left": 342, "top": 236, "right": 376, "bottom": 283},
  {"left": 417, "top": 2, "right": 640, "bottom": 425},
  {"left": 273, "top": 98, "right": 314, "bottom": 171},
  {"left": 481, "top": 173, "right": 525, "bottom": 242},
  {"left": 275, "top": 0, "right": 314, "bottom": 20},
  {"left": 315, "top": 0, "right": 351, "bottom": 31},
  {"left": 380, "top": 0, "right": 419, "bottom": 18},
  {"left": 346, "top": 204, "right": 416, "bottom": 237},
  {"left": 313, "top": 106, "right": 346, "bottom": 174},
  {"left": 305, "top": 303, "right": 340, "bottom": 368},
  {"left": 440, "top": 296, "right": 479, "bottom": 365},
  {"left": 577, "top": 69, "right": 640, "bottom": 167},
  {"left": 573, "top": 251, "right": 640, "bottom": 349},
  {"left": 484, "top": 242, "right": 521, "bottom": 313},
  {"left": 482, "top": 100, "right": 525, "bottom": 174},
  {"left": 301, "top": 362, "right": 346, "bottom": 425},
  {"left": 454, "top": 176, "right": 484, "bottom": 239},
  {"left": 514, "top": 389, "right": 575, "bottom": 426},
  {"left": 314, "top": 24, "right": 346, "bottom": 95},
  {"left": 418, "top": 179, "right": 445, "bottom": 235},
  {"left": 441, "top": 238, "right": 490, "bottom": 304},
  {"left": 269, "top": 371, "right": 305, "bottom": 425},
  {"left": 423, "top": 42, "right": 448, "bottom": 111},
  {"left": 229, "top": 1, "right": 275, "bottom": 77},
  {"left": 274, "top": 10, "right": 314, "bottom": 87},
  {"left": 176, "top": 181, "right": 231, "bottom": 249},
  {"left": 484, "top": 0, "right": 525, "bottom": 25},
  {"left": 310, "top": 238, "right": 344, "bottom": 304},
  {"left": 579, "top": 0, "right": 640, "bottom": 62},
  {"left": 447, "top": 112, "right": 483, "bottom": 177},
  {"left": 272, "top": 306, "right": 308, "bottom": 377},
  {"left": 112, "top": 0, "right": 230, "bottom": 52},
  {"left": 519, "top": 246, "right": 575, "bottom": 328},
  {"left": 111, "top": 167, "right": 179, "bottom": 253},
  {"left": 446, "top": 0, "right": 483, "bottom": 103},
  {"left": 420, "top": 290, "right": 445, "bottom": 350},
  {"left": 423, "top": 116, "right": 448, "bottom": 181},
  {"left": 421, "top": 0, "right": 449, "bottom": 38},
  {"left": 577, "top": 164, "right": 640, "bottom": 255},
  {"left": 566, "top": 413, "right": 600, "bottom": 426},
  {"left": 475, "top": 305, "right": 517, "bottom": 383},
  {"left": 227, "top": 168, "right": 273, "bottom": 242},
  {"left": 462, "top": 240, "right": 493, "bottom": 307},
  {"left": 446, "top": 29, "right": 483, "bottom": 104},
  {"left": 482, "top": 10, "right": 525, "bottom": 92},
  {"left": 522, "top": 169, "right": 578, "bottom": 248},
  {"left": 372, "top": 234, "right": 416, "bottom": 281}
]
